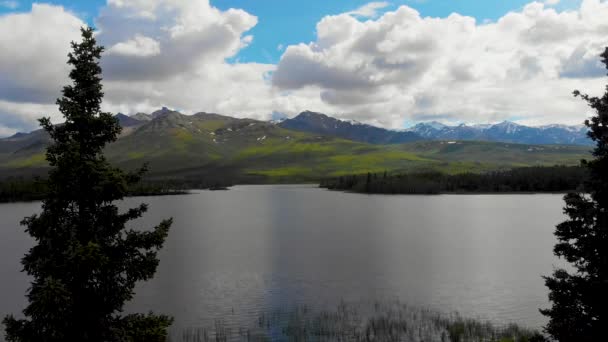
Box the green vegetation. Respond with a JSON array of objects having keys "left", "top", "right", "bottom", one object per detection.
[
  {"left": 320, "top": 166, "right": 587, "bottom": 194},
  {"left": 248, "top": 166, "right": 313, "bottom": 178},
  {"left": 3, "top": 153, "right": 46, "bottom": 168},
  {"left": 2, "top": 27, "right": 172, "bottom": 341},
  {"left": 0, "top": 136, "right": 590, "bottom": 192},
  {"left": 397, "top": 141, "right": 589, "bottom": 168},
  {"left": 168, "top": 302, "right": 545, "bottom": 341},
  {"left": 0, "top": 177, "right": 48, "bottom": 202},
  {"left": 1, "top": 113, "right": 590, "bottom": 184},
  {"left": 541, "top": 47, "right": 608, "bottom": 341},
  {"left": 0, "top": 177, "right": 197, "bottom": 203}
]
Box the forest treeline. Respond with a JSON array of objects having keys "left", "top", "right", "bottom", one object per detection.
[
  {"left": 320, "top": 166, "right": 587, "bottom": 194},
  {"left": 0, "top": 177, "right": 233, "bottom": 203},
  {"left": 3, "top": 165, "right": 585, "bottom": 202}
]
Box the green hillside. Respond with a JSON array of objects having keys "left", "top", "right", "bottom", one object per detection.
[{"left": 0, "top": 111, "right": 591, "bottom": 183}]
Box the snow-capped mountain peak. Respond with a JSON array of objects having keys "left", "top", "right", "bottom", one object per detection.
[{"left": 408, "top": 120, "right": 590, "bottom": 145}]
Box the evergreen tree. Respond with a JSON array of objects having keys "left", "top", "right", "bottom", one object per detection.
[
  {"left": 541, "top": 47, "right": 608, "bottom": 341},
  {"left": 3, "top": 27, "right": 172, "bottom": 342}
]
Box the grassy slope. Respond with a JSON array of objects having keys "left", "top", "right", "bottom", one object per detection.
[{"left": 0, "top": 112, "right": 591, "bottom": 182}]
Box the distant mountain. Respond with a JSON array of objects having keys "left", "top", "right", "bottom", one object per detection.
[
  {"left": 131, "top": 112, "right": 153, "bottom": 121},
  {"left": 0, "top": 128, "right": 49, "bottom": 155},
  {"left": 150, "top": 106, "right": 173, "bottom": 118},
  {"left": 278, "top": 111, "right": 590, "bottom": 146},
  {"left": 409, "top": 121, "right": 590, "bottom": 145},
  {"left": 0, "top": 108, "right": 592, "bottom": 182},
  {"left": 115, "top": 113, "right": 144, "bottom": 127},
  {"left": 278, "top": 111, "right": 422, "bottom": 144}
]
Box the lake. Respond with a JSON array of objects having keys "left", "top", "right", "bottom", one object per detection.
[{"left": 0, "top": 185, "right": 567, "bottom": 336}]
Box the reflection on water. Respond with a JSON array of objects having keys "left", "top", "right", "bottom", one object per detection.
[{"left": 0, "top": 185, "right": 566, "bottom": 335}]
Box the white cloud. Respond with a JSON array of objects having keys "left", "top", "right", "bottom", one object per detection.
[
  {"left": 0, "top": 100, "right": 60, "bottom": 135},
  {"left": 0, "top": 1, "right": 18, "bottom": 9},
  {"left": 107, "top": 34, "right": 161, "bottom": 57},
  {"left": 97, "top": 0, "right": 258, "bottom": 81},
  {"left": 95, "top": 0, "right": 280, "bottom": 119},
  {"left": 0, "top": 126, "right": 17, "bottom": 137},
  {"left": 346, "top": 2, "right": 391, "bottom": 19},
  {"left": 0, "top": 0, "right": 276, "bottom": 136},
  {"left": 1, "top": 0, "right": 608, "bottom": 137},
  {"left": 560, "top": 43, "right": 607, "bottom": 78},
  {"left": 273, "top": 0, "right": 608, "bottom": 127},
  {"left": 0, "top": 3, "right": 81, "bottom": 136},
  {"left": 0, "top": 4, "right": 83, "bottom": 104}
]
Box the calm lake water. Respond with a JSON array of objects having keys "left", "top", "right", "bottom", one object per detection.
[{"left": 0, "top": 185, "right": 567, "bottom": 335}]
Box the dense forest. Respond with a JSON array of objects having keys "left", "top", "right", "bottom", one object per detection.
[
  {"left": 320, "top": 166, "right": 586, "bottom": 194},
  {"left": 2, "top": 165, "right": 586, "bottom": 202},
  {"left": 0, "top": 177, "right": 235, "bottom": 203}
]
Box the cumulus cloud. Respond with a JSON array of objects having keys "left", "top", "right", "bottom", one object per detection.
[
  {"left": 0, "top": 100, "right": 59, "bottom": 136},
  {"left": 106, "top": 34, "right": 161, "bottom": 57},
  {"left": 0, "top": 0, "right": 280, "bottom": 136},
  {"left": 93, "top": 0, "right": 283, "bottom": 118},
  {"left": 0, "top": 4, "right": 83, "bottom": 135},
  {"left": 560, "top": 43, "right": 607, "bottom": 78},
  {"left": 273, "top": 0, "right": 608, "bottom": 127},
  {"left": 2, "top": 0, "right": 608, "bottom": 137},
  {"left": 0, "top": 4, "right": 83, "bottom": 104},
  {"left": 97, "top": 0, "right": 258, "bottom": 81}
]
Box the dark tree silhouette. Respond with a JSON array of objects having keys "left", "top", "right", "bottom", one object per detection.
[
  {"left": 319, "top": 166, "right": 585, "bottom": 194},
  {"left": 3, "top": 27, "right": 172, "bottom": 342},
  {"left": 541, "top": 47, "right": 608, "bottom": 341}
]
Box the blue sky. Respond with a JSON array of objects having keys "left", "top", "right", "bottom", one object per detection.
[
  {"left": 1, "top": 0, "right": 582, "bottom": 63},
  {"left": 1, "top": 0, "right": 603, "bottom": 135}
]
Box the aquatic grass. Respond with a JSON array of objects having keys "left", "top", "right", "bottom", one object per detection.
[{"left": 165, "top": 301, "right": 545, "bottom": 342}]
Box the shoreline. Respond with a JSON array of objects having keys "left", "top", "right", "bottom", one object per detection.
[
  {"left": 0, "top": 184, "right": 576, "bottom": 204},
  {"left": 0, "top": 189, "right": 192, "bottom": 204},
  {"left": 320, "top": 187, "right": 573, "bottom": 196}
]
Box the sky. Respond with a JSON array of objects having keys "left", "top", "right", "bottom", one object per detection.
[{"left": 0, "top": 0, "right": 607, "bottom": 136}]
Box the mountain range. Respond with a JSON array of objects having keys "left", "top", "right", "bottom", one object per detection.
[
  {"left": 0, "top": 109, "right": 591, "bottom": 182},
  {"left": 276, "top": 111, "right": 590, "bottom": 146},
  {"left": 277, "top": 111, "right": 421, "bottom": 144},
  {"left": 407, "top": 120, "right": 590, "bottom": 146}
]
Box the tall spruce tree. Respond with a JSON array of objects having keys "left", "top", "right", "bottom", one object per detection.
[
  {"left": 3, "top": 27, "right": 173, "bottom": 342},
  {"left": 541, "top": 47, "right": 608, "bottom": 341}
]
